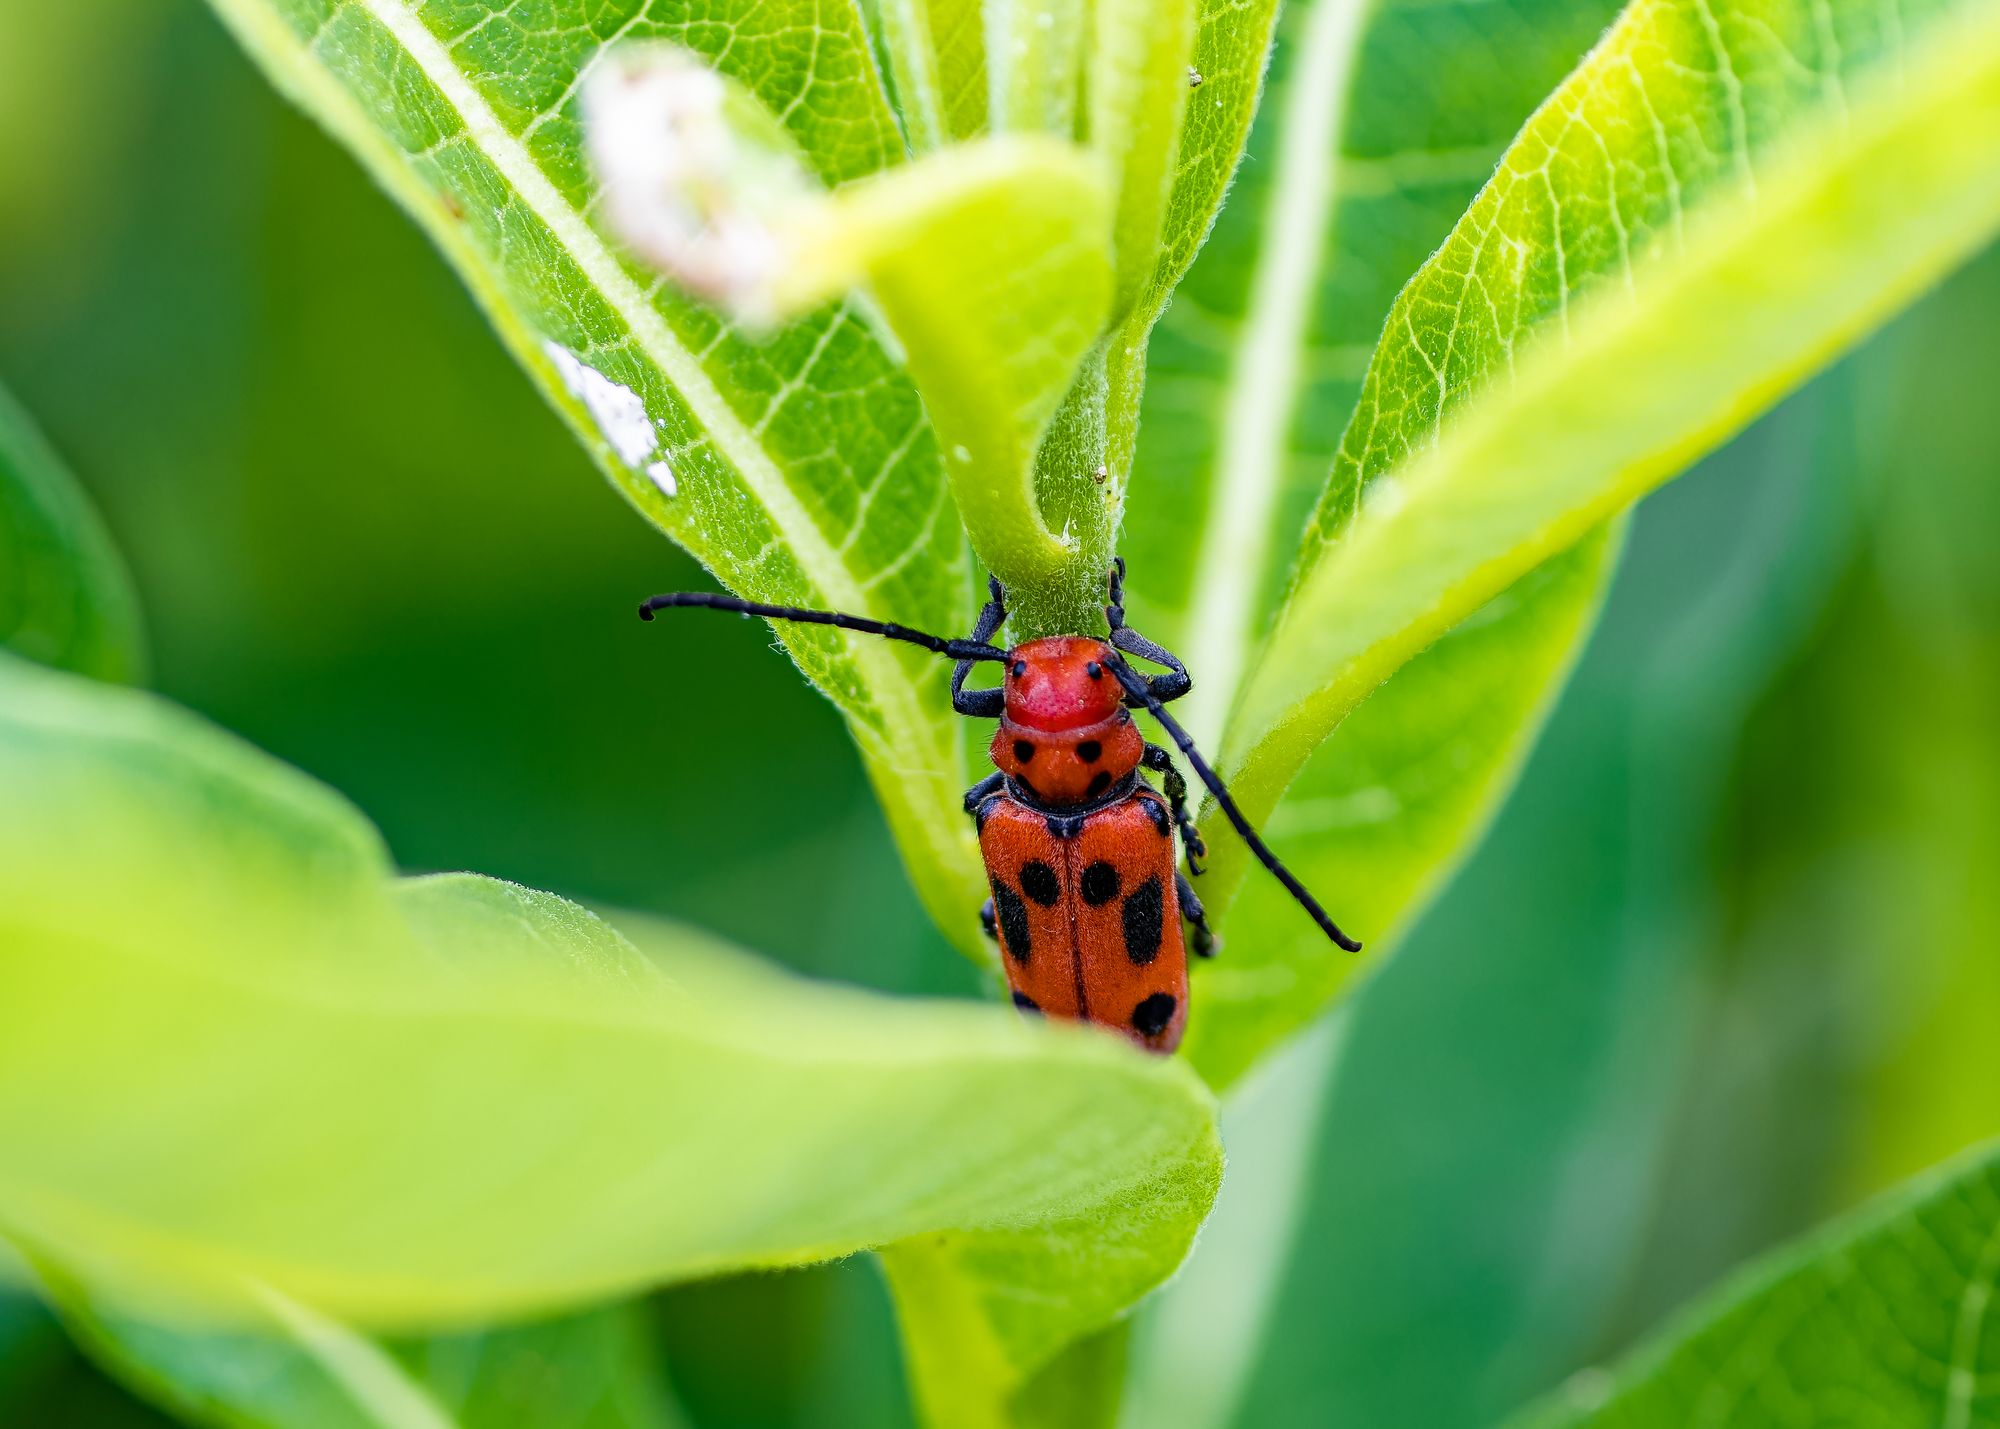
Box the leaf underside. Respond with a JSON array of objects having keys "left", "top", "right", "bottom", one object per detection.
[{"left": 0, "top": 654, "right": 1219, "bottom": 1421}]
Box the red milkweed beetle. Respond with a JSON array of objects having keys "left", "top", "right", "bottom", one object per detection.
[{"left": 639, "top": 559, "right": 1359, "bottom": 1054}]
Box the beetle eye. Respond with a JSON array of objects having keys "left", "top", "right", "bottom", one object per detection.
[
  {"left": 1085, "top": 661, "right": 1102, "bottom": 679},
  {"left": 1012, "top": 661, "right": 1027, "bottom": 678}
]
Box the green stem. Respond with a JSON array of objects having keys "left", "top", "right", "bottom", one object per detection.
[{"left": 999, "top": 345, "right": 1121, "bottom": 638}]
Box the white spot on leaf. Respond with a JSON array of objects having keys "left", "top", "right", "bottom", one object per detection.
[
  {"left": 544, "top": 342, "right": 658, "bottom": 466},
  {"left": 544, "top": 341, "right": 678, "bottom": 499}
]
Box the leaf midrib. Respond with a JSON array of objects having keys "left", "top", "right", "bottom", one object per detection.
[
  {"left": 349, "top": 0, "right": 895, "bottom": 641},
  {"left": 211, "top": 0, "right": 984, "bottom": 925}
]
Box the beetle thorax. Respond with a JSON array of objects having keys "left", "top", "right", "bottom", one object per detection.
[{"left": 988, "top": 637, "right": 1142, "bottom": 806}]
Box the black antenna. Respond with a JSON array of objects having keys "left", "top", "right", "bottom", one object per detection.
[
  {"left": 1107, "top": 657, "right": 1363, "bottom": 952},
  {"left": 638, "top": 590, "right": 1009, "bottom": 662}
]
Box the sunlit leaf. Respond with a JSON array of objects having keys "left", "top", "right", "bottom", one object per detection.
[
  {"left": 1089, "top": 0, "right": 1196, "bottom": 319},
  {"left": 1512, "top": 1137, "right": 2000, "bottom": 1428},
  {"left": 1198, "top": 0, "right": 2000, "bottom": 1063},
  {"left": 769, "top": 137, "right": 1115, "bottom": 593},
  {"left": 986, "top": 0, "right": 1087, "bottom": 135},
  {"left": 1122, "top": 0, "right": 1624, "bottom": 1088},
  {"left": 0, "top": 380, "right": 143, "bottom": 683},
  {"left": 581, "top": 48, "right": 1114, "bottom": 598},
  {"left": 1145, "top": 0, "right": 1281, "bottom": 320},
  {"left": 202, "top": 0, "right": 988, "bottom": 951},
  {"left": 871, "top": 0, "right": 987, "bottom": 151},
  {"left": 0, "top": 654, "right": 1220, "bottom": 1423}
]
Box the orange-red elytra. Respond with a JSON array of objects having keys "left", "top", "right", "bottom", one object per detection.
[{"left": 638, "top": 560, "right": 1360, "bottom": 1054}]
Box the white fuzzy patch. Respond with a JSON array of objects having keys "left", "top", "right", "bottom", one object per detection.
[
  {"left": 544, "top": 342, "right": 660, "bottom": 469},
  {"left": 645, "top": 459, "right": 678, "bottom": 497},
  {"left": 583, "top": 46, "right": 807, "bottom": 316}
]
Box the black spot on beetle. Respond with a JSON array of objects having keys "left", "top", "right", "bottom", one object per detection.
[
  {"left": 1131, "top": 992, "right": 1177, "bottom": 1038},
  {"left": 1086, "top": 661, "right": 1103, "bottom": 680},
  {"left": 1141, "top": 798, "right": 1172, "bottom": 837},
  {"left": 1014, "top": 739, "right": 1036, "bottom": 764},
  {"left": 1085, "top": 771, "right": 1113, "bottom": 799},
  {"left": 1019, "top": 859, "right": 1060, "bottom": 906},
  {"left": 1081, "top": 861, "right": 1120, "bottom": 905},
  {"left": 1076, "top": 740, "right": 1102, "bottom": 763},
  {"left": 1012, "top": 990, "right": 1041, "bottom": 1014},
  {"left": 1122, "top": 876, "right": 1165, "bottom": 965},
  {"left": 993, "top": 882, "right": 1032, "bottom": 964}
]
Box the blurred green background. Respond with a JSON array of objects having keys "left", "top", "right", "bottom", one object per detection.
[{"left": 2, "top": 3, "right": 1995, "bottom": 1426}]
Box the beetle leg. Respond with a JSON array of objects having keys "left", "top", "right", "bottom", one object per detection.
[
  {"left": 953, "top": 575, "right": 1009, "bottom": 717},
  {"left": 1111, "top": 624, "right": 1193, "bottom": 703},
  {"left": 964, "top": 770, "right": 1005, "bottom": 817},
  {"left": 1178, "top": 872, "right": 1219, "bottom": 958},
  {"left": 1142, "top": 745, "right": 1208, "bottom": 873}
]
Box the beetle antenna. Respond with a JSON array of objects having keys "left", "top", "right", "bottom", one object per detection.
[
  {"left": 1107, "top": 658, "right": 1362, "bottom": 952},
  {"left": 639, "top": 590, "right": 1009, "bottom": 662}
]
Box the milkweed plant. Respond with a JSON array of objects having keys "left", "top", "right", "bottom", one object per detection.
[{"left": 2, "top": 0, "right": 1998, "bottom": 1424}]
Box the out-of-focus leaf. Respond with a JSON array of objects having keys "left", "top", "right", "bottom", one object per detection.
[
  {"left": 1595, "top": 246, "right": 2000, "bottom": 1360},
  {"left": 0, "top": 380, "right": 143, "bottom": 682},
  {"left": 45, "top": 1265, "right": 689, "bottom": 1429},
  {"left": 985, "top": 0, "right": 1087, "bottom": 135},
  {"left": 1198, "top": 0, "right": 2000, "bottom": 1072},
  {"left": 1121, "top": 0, "right": 1623, "bottom": 1088},
  {"left": 871, "top": 0, "right": 986, "bottom": 150},
  {"left": 1231, "top": 387, "right": 1869, "bottom": 1428},
  {"left": 1512, "top": 1138, "right": 2000, "bottom": 1428},
  {"left": 200, "top": 0, "right": 987, "bottom": 952},
  {"left": 1189, "top": 538, "right": 1616, "bottom": 1084},
  {"left": 0, "top": 654, "right": 1220, "bottom": 1424}
]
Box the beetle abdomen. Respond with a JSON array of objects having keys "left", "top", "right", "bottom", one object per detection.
[{"left": 976, "top": 787, "right": 1189, "bottom": 1053}]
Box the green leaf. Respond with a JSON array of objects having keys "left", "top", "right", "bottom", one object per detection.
[
  {"left": 986, "top": 0, "right": 1087, "bottom": 135},
  {"left": 1088, "top": 0, "right": 1196, "bottom": 319},
  {"left": 871, "top": 0, "right": 987, "bottom": 151},
  {"left": 0, "top": 380, "right": 143, "bottom": 683},
  {"left": 1094, "top": 0, "right": 1281, "bottom": 524},
  {"left": 778, "top": 137, "right": 1116, "bottom": 594},
  {"left": 581, "top": 49, "right": 1115, "bottom": 600},
  {"left": 1122, "top": 0, "right": 1625, "bottom": 1088},
  {"left": 0, "top": 654, "right": 1220, "bottom": 1424},
  {"left": 1511, "top": 1137, "right": 2000, "bottom": 1428},
  {"left": 42, "top": 1262, "right": 689, "bottom": 1429},
  {"left": 201, "top": 0, "right": 988, "bottom": 953},
  {"left": 1145, "top": 0, "right": 1281, "bottom": 322},
  {"left": 1209, "top": 0, "right": 2000, "bottom": 939}
]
